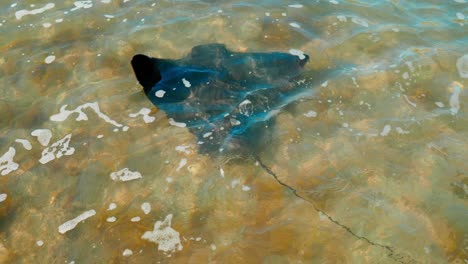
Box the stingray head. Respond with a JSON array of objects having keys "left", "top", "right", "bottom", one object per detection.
[{"left": 131, "top": 54, "right": 162, "bottom": 95}]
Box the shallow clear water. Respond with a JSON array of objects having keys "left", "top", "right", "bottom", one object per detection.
[{"left": 0, "top": 0, "right": 467, "bottom": 263}]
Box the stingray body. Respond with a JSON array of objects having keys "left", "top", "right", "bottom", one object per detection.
[{"left": 131, "top": 44, "right": 312, "bottom": 155}]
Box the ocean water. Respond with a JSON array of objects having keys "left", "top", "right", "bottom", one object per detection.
[{"left": 0, "top": 0, "right": 467, "bottom": 263}]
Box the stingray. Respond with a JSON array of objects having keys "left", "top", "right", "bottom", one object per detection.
[{"left": 131, "top": 43, "right": 319, "bottom": 156}]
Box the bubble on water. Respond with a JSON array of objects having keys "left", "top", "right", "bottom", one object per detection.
[
  {"left": 0, "top": 193, "right": 7, "bottom": 202},
  {"left": 141, "top": 202, "right": 151, "bottom": 215},
  {"left": 155, "top": 90, "right": 166, "bottom": 98},
  {"left": 122, "top": 249, "right": 133, "bottom": 256},
  {"left": 44, "top": 55, "right": 55, "bottom": 64},
  {"left": 182, "top": 78, "right": 191, "bottom": 88},
  {"left": 107, "top": 203, "right": 117, "bottom": 210}
]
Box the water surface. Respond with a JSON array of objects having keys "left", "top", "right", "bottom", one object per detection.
[{"left": 0, "top": 0, "right": 467, "bottom": 263}]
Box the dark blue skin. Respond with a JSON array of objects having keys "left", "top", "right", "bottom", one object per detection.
[{"left": 131, "top": 44, "right": 310, "bottom": 155}]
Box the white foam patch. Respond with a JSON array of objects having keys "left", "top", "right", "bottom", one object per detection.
[
  {"left": 110, "top": 168, "right": 142, "bottom": 182},
  {"left": 288, "top": 4, "right": 303, "bottom": 8},
  {"left": 141, "top": 202, "right": 151, "bottom": 215},
  {"left": 435, "top": 102, "right": 444, "bottom": 108},
  {"left": 203, "top": 132, "right": 213, "bottom": 138},
  {"left": 0, "top": 193, "right": 7, "bottom": 202},
  {"left": 58, "top": 209, "right": 96, "bottom": 234},
  {"left": 155, "top": 90, "right": 166, "bottom": 98},
  {"left": 329, "top": 0, "right": 339, "bottom": 4},
  {"left": 176, "top": 158, "right": 187, "bottom": 171},
  {"left": 122, "top": 249, "right": 133, "bottom": 256},
  {"left": 456, "top": 54, "right": 468, "bottom": 78},
  {"left": 403, "top": 94, "right": 417, "bottom": 108},
  {"left": 42, "top": 22, "right": 52, "bottom": 28},
  {"left": 380, "top": 125, "right": 391, "bottom": 136},
  {"left": 0, "top": 147, "right": 19, "bottom": 176},
  {"left": 45, "top": 55, "right": 55, "bottom": 64},
  {"left": 131, "top": 216, "right": 141, "bottom": 222},
  {"left": 289, "top": 49, "right": 306, "bottom": 60},
  {"left": 39, "top": 134, "right": 75, "bottom": 164},
  {"left": 242, "top": 185, "right": 251, "bottom": 191},
  {"left": 395, "top": 127, "right": 410, "bottom": 134},
  {"left": 230, "top": 118, "right": 241, "bottom": 126},
  {"left": 168, "top": 118, "right": 186, "bottom": 128},
  {"left": 71, "top": 1, "right": 93, "bottom": 12},
  {"left": 303, "top": 110, "right": 317, "bottom": 118},
  {"left": 230, "top": 179, "right": 240, "bottom": 188},
  {"left": 289, "top": 22, "right": 301, "bottom": 28},
  {"left": 449, "top": 82, "right": 462, "bottom": 115},
  {"left": 239, "top": 99, "right": 253, "bottom": 116},
  {"left": 129, "top": 108, "right": 156, "bottom": 123},
  {"left": 36, "top": 240, "right": 44, "bottom": 247},
  {"left": 351, "top": 17, "right": 369, "bottom": 27},
  {"left": 219, "top": 168, "right": 225, "bottom": 178},
  {"left": 15, "top": 139, "right": 32, "bottom": 150},
  {"left": 31, "top": 129, "right": 52, "bottom": 146},
  {"left": 141, "top": 214, "right": 183, "bottom": 253},
  {"left": 175, "top": 145, "right": 190, "bottom": 154},
  {"left": 182, "top": 78, "right": 191, "bottom": 88},
  {"left": 15, "top": 3, "right": 55, "bottom": 20},
  {"left": 107, "top": 203, "right": 117, "bottom": 210},
  {"left": 318, "top": 211, "right": 327, "bottom": 221},
  {"left": 106, "top": 216, "right": 116, "bottom": 222},
  {"left": 337, "top": 15, "right": 347, "bottom": 22},
  {"left": 50, "top": 102, "right": 125, "bottom": 130}
]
